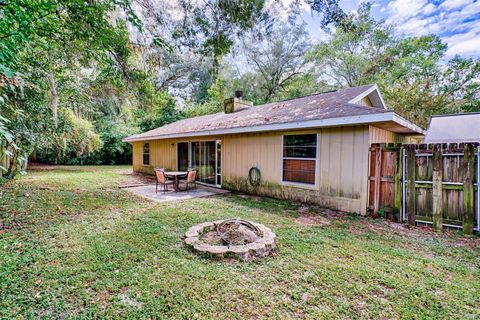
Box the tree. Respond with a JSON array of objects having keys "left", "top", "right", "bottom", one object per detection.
[
  {"left": 0, "top": 0, "right": 143, "bottom": 174},
  {"left": 440, "top": 56, "right": 480, "bottom": 113},
  {"left": 307, "top": 2, "right": 393, "bottom": 87},
  {"left": 136, "top": 91, "right": 182, "bottom": 132},
  {"left": 0, "top": 0, "right": 140, "bottom": 76},
  {"left": 376, "top": 35, "right": 450, "bottom": 126},
  {"left": 243, "top": 22, "right": 311, "bottom": 102},
  {"left": 306, "top": 2, "right": 480, "bottom": 127},
  {"left": 173, "top": 0, "right": 267, "bottom": 79}
]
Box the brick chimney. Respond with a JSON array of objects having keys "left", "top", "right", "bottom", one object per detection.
[{"left": 224, "top": 90, "right": 252, "bottom": 113}]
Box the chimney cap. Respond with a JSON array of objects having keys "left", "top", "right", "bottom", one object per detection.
[{"left": 234, "top": 90, "right": 243, "bottom": 99}]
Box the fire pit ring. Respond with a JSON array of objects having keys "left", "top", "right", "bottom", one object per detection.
[{"left": 184, "top": 218, "right": 276, "bottom": 261}]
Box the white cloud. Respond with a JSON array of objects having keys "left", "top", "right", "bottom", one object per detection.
[
  {"left": 440, "top": 0, "right": 473, "bottom": 10},
  {"left": 444, "top": 27, "right": 480, "bottom": 57},
  {"left": 422, "top": 3, "right": 437, "bottom": 15},
  {"left": 386, "top": 0, "right": 431, "bottom": 20},
  {"left": 266, "top": 0, "right": 310, "bottom": 20},
  {"left": 384, "top": 0, "right": 480, "bottom": 57}
]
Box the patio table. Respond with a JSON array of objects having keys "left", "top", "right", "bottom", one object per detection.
[{"left": 164, "top": 171, "right": 188, "bottom": 192}]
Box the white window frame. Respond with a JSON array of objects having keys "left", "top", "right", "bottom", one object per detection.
[{"left": 280, "top": 133, "right": 318, "bottom": 189}]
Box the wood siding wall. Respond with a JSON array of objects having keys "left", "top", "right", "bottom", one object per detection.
[
  {"left": 369, "top": 125, "right": 406, "bottom": 144},
  {"left": 369, "top": 126, "right": 424, "bottom": 144},
  {"left": 223, "top": 132, "right": 282, "bottom": 183},
  {"left": 356, "top": 96, "right": 373, "bottom": 107},
  {"left": 132, "top": 140, "right": 176, "bottom": 174},
  {"left": 222, "top": 126, "right": 370, "bottom": 213}
]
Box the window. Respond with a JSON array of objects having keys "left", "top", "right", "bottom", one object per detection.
[
  {"left": 282, "top": 134, "right": 317, "bottom": 185},
  {"left": 143, "top": 143, "right": 150, "bottom": 165}
]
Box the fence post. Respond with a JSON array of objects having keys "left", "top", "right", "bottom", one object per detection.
[
  {"left": 406, "top": 145, "right": 416, "bottom": 226},
  {"left": 432, "top": 144, "right": 443, "bottom": 231},
  {"left": 373, "top": 144, "right": 382, "bottom": 214},
  {"left": 463, "top": 144, "right": 475, "bottom": 235},
  {"left": 393, "top": 145, "right": 403, "bottom": 222}
]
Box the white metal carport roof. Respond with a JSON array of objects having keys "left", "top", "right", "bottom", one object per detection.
[{"left": 424, "top": 113, "right": 480, "bottom": 144}]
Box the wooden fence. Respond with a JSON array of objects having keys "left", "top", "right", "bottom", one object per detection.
[{"left": 369, "top": 143, "right": 479, "bottom": 234}]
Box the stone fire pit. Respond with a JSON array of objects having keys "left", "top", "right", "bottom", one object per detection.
[{"left": 184, "top": 218, "right": 276, "bottom": 261}]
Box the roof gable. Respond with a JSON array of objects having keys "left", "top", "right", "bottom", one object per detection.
[{"left": 348, "top": 84, "right": 386, "bottom": 108}]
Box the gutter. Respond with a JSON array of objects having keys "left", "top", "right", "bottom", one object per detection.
[{"left": 123, "top": 112, "right": 425, "bottom": 143}]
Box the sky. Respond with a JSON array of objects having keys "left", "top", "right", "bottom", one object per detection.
[{"left": 297, "top": 0, "right": 480, "bottom": 58}]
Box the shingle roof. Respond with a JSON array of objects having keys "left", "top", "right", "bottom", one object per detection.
[{"left": 124, "top": 85, "right": 394, "bottom": 142}]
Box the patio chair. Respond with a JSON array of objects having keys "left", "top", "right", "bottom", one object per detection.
[
  {"left": 179, "top": 169, "right": 197, "bottom": 191},
  {"left": 155, "top": 169, "right": 174, "bottom": 193},
  {"left": 155, "top": 167, "right": 173, "bottom": 181}
]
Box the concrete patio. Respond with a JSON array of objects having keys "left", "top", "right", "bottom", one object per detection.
[{"left": 123, "top": 184, "right": 230, "bottom": 202}]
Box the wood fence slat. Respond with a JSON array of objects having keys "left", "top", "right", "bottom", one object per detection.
[
  {"left": 373, "top": 144, "right": 382, "bottom": 213},
  {"left": 463, "top": 144, "right": 475, "bottom": 234},
  {"left": 394, "top": 147, "right": 403, "bottom": 221},
  {"left": 406, "top": 145, "right": 416, "bottom": 225},
  {"left": 432, "top": 145, "right": 443, "bottom": 231}
]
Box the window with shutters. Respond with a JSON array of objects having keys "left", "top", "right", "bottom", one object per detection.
[{"left": 282, "top": 134, "right": 317, "bottom": 185}]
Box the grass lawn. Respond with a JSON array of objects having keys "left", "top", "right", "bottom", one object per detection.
[{"left": 1, "top": 166, "right": 479, "bottom": 319}]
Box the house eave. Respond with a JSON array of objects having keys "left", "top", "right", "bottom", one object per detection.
[{"left": 123, "top": 112, "right": 424, "bottom": 143}]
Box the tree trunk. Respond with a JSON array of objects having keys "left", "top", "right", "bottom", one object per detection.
[
  {"left": 49, "top": 73, "right": 58, "bottom": 127},
  {"left": 0, "top": 139, "right": 5, "bottom": 177},
  {"left": 7, "top": 146, "right": 19, "bottom": 177}
]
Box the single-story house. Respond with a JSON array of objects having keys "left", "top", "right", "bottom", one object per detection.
[
  {"left": 123, "top": 84, "right": 424, "bottom": 214},
  {"left": 424, "top": 112, "right": 480, "bottom": 143}
]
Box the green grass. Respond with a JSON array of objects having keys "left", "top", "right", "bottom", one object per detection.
[{"left": 1, "top": 166, "right": 479, "bottom": 319}]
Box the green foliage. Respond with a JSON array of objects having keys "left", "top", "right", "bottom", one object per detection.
[
  {"left": 174, "top": 0, "right": 267, "bottom": 78},
  {"left": 243, "top": 22, "right": 311, "bottom": 102},
  {"left": 307, "top": 2, "right": 393, "bottom": 87},
  {"left": 183, "top": 78, "right": 228, "bottom": 117},
  {"left": 440, "top": 56, "right": 480, "bottom": 113},
  {"left": 274, "top": 74, "right": 329, "bottom": 101},
  {"left": 0, "top": 0, "right": 140, "bottom": 75},
  {"left": 136, "top": 91, "right": 183, "bottom": 132},
  {"left": 92, "top": 119, "right": 138, "bottom": 165},
  {"left": 36, "top": 109, "right": 102, "bottom": 164}
]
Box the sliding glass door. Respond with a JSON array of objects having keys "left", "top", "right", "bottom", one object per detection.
[
  {"left": 177, "top": 142, "right": 189, "bottom": 171},
  {"left": 177, "top": 140, "right": 221, "bottom": 186}
]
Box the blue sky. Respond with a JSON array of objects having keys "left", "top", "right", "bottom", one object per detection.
[{"left": 296, "top": 0, "right": 480, "bottom": 58}]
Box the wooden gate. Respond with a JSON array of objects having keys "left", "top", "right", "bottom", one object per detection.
[
  {"left": 369, "top": 143, "right": 479, "bottom": 234},
  {"left": 403, "top": 143, "right": 479, "bottom": 234},
  {"left": 368, "top": 143, "right": 402, "bottom": 221}
]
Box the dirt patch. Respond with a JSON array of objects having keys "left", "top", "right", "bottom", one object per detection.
[
  {"left": 118, "top": 171, "right": 155, "bottom": 187},
  {"left": 28, "top": 163, "right": 60, "bottom": 170},
  {"left": 352, "top": 218, "right": 480, "bottom": 249},
  {"left": 294, "top": 214, "right": 331, "bottom": 226},
  {"left": 289, "top": 200, "right": 479, "bottom": 248}
]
